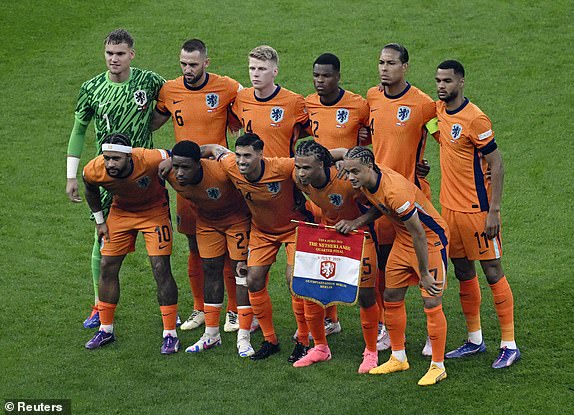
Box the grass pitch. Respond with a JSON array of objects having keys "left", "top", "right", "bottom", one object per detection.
[{"left": 1, "top": 1, "right": 572, "bottom": 414}]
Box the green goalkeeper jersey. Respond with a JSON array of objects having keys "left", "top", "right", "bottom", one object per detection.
[{"left": 74, "top": 67, "right": 165, "bottom": 154}]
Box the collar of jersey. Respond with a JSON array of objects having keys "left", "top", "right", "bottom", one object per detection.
[
  {"left": 189, "top": 164, "right": 204, "bottom": 185},
  {"left": 184, "top": 73, "right": 210, "bottom": 91},
  {"left": 320, "top": 88, "right": 345, "bottom": 106},
  {"left": 384, "top": 82, "right": 411, "bottom": 100},
  {"left": 106, "top": 68, "right": 133, "bottom": 86},
  {"left": 314, "top": 167, "right": 332, "bottom": 189},
  {"left": 246, "top": 160, "right": 266, "bottom": 182},
  {"left": 446, "top": 97, "right": 469, "bottom": 115},
  {"left": 367, "top": 171, "right": 382, "bottom": 194},
  {"left": 254, "top": 85, "right": 281, "bottom": 102}
]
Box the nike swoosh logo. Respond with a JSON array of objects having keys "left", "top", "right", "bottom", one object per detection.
[
  {"left": 159, "top": 244, "right": 168, "bottom": 250},
  {"left": 311, "top": 111, "right": 318, "bottom": 115},
  {"left": 173, "top": 100, "right": 183, "bottom": 104},
  {"left": 479, "top": 250, "right": 488, "bottom": 255},
  {"left": 360, "top": 278, "right": 370, "bottom": 283},
  {"left": 98, "top": 102, "right": 110, "bottom": 108},
  {"left": 370, "top": 108, "right": 378, "bottom": 112},
  {"left": 242, "top": 108, "right": 250, "bottom": 112}
]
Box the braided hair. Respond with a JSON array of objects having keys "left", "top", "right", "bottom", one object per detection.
[
  {"left": 102, "top": 132, "right": 132, "bottom": 147},
  {"left": 344, "top": 146, "right": 380, "bottom": 173},
  {"left": 295, "top": 140, "right": 334, "bottom": 173}
]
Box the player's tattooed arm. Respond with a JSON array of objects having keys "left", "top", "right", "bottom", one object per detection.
[{"left": 200, "top": 144, "right": 231, "bottom": 160}]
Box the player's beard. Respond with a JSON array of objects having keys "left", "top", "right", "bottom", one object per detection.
[
  {"left": 185, "top": 70, "right": 204, "bottom": 85},
  {"left": 439, "top": 89, "right": 458, "bottom": 103}
]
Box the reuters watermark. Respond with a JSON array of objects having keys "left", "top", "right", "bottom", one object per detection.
[{"left": 4, "top": 400, "right": 70, "bottom": 414}]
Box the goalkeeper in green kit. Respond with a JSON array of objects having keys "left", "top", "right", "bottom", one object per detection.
[{"left": 65, "top": 29, "right": 165, "bottom": 328}]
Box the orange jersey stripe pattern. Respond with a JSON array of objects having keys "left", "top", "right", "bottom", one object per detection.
[
  {"left": 219, "top": 154, "right": 310, "bottom": 234},
  {"left": 361, "top": 165, "right": 448, "bottom": 252},
  {"left": 166, "top": 159, "right": 250, "bottom": 226},
  {"left": 436, "top": 98, "right": 497, "bottom": 213},
  {"left": 232, "top": 86, "right": 309, "bottom": 157},
  {"left": 368, "top": 84, "right": 436, "bottom": 184},
  {"left": 305, "top": 89, "right": 369, "bottom": 149},
  {"left": 156, "top": 73, "right": 241, "bottom": 146},
  {"left": 83, "top": 148, "right": 169, "bottom": 213}
]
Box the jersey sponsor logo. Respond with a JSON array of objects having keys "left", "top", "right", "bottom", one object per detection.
[
  {"left": 137, "top": 176, "right": 151, "bottom": 189},
  {"left": 205, "top": 93, "right": 219, "bottom": 109},
  {"left": 336, "top": 109, "right": 350, "bottom": 125},
  {"left": 266, "top": 182, "right": 281, "bottom": 194},
  {"left": 328, "top": 193, "right": 344, "bottom": 207},
  {"left": 478, "top": 129, "right": 493, "bottom": 140},
  {"left": 134, "top": 90, "right": 148, "bottom": 108},
  {"left": 320, "top": 260, "right": 336, "bottom": 279},
  {"left": 270, "top": 107, "right": 284, "bottom": 123},
  {"left": 206, "top": 187, "right": 222, "bottom": 200},
  {"left": 396, "top": 106, "right": 411, "bottom": 122},
  {"left": 451, "top": 123, "right": 463, "bottom": 140},
  {"left": 396, "top": 201, "right": 411, "bottom": 214}
]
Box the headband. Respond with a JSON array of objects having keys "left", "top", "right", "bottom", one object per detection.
[{"left": 102, "top": 143, "right": 132, "bottom": 153}]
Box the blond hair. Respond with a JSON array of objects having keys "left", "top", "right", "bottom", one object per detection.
[{"left": 248, "top": 45, "right": 279, "bottom": 66}]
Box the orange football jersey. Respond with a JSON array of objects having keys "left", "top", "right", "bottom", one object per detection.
[
  {"left": 305, "top": 89, "right": 370, "bottom": 149},
  {"left": 219, "top": 154, "right": 309, "bottom": 234},
  {"left": 294, "top": 166, "right": 367, "bottom": 227},
  {"left": 361, "top": 165, "right": 448, "bottom": 252},
  {"left": 368, "top": 83, "right": 437, "bottom": 187},
  {"left": 436, "top": 98, "right": 497, "bottom": 213},
  {"left": 156, "top": 73, "right": 241, "bottom": 146},
  {"left": 83, "top": 148, "right": 169, "bottom": 213},
  {"left": 166, "top": 159, "right": 250, "bottom": 226},
  {"left": 232, "top": 85, "right": 309, "bottom": 157}
]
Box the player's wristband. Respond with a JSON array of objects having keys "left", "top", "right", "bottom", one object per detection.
[
  {"left": 93, "top": 211, "right": 105, "bottom": 225},
  {"left": 67, "top": 157, "right": 80, "bottom": 179}
]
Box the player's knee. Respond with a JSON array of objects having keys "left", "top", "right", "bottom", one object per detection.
[
  {"left": 481, "top": 259, "right": 504, "bottom": 284},
  {"left": 423, "top": 296, "right": 442, "bottom": 309},
  {"left": 452, "top": 259, "right": 476, "bottom": 280},
  {"left": 358, "top": 288, "right": 376, "bottom": 308},
  {"left": 383, "top": 288, "right": 405, "bottom": 303}
]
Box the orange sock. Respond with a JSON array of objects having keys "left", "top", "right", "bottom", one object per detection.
[
  {"left": 248, "top": 288, "right": 277, "bottom": 344},
  {"left": 459, "top": 277, "right": 481, "bottom": 332},
  {"left": 490, "top": 276, "right": 515, "bottom": 341},
  {"left": 360, "top": 303, "right": 379, "bottom": 353},
  {"left": 384, "top": 300, "right": 406, "bottom": 351},
  {"left": 187, "top": 251, "right": 204, "bottom": 312},
  {"left": 425, "top": 304, "right": 447, "bottom": 363},
  {"left": 376, "top": 269, "right": 385, "bottom": 324},
  {"left": 292, "top": 296, "right": 309, "bottom": 346},
  {"left": 237, "top": 305, "right": 254, "bottom": 331},
  {"left": 98, "top": 301, "right": 117, "bottom": 326},
  {"left": 223, "top": 258, "right": 237, "bottom": 313},
  {"left": 304, "top": 300, "right": 326, "bottom": 346},
  {"left": 204, "top": 304, "right": 222, "bottom": 328},
  {"left": 325, "top": 305, "right": 338, "bottom": 322},
  {"left": 160, "top": 304, "right": 178, "bottom": 330}
]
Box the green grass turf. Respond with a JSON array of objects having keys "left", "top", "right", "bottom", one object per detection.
[{"left": 1, "top": 0, "right": 573, "bottom": 414}]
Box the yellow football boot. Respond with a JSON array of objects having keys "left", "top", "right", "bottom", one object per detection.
[
  {"left": 369, "top": 355, "right": 410, "bottom": 375},
  {"left": 418, "top": 364, "right": 447, "bottom": 386}
]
